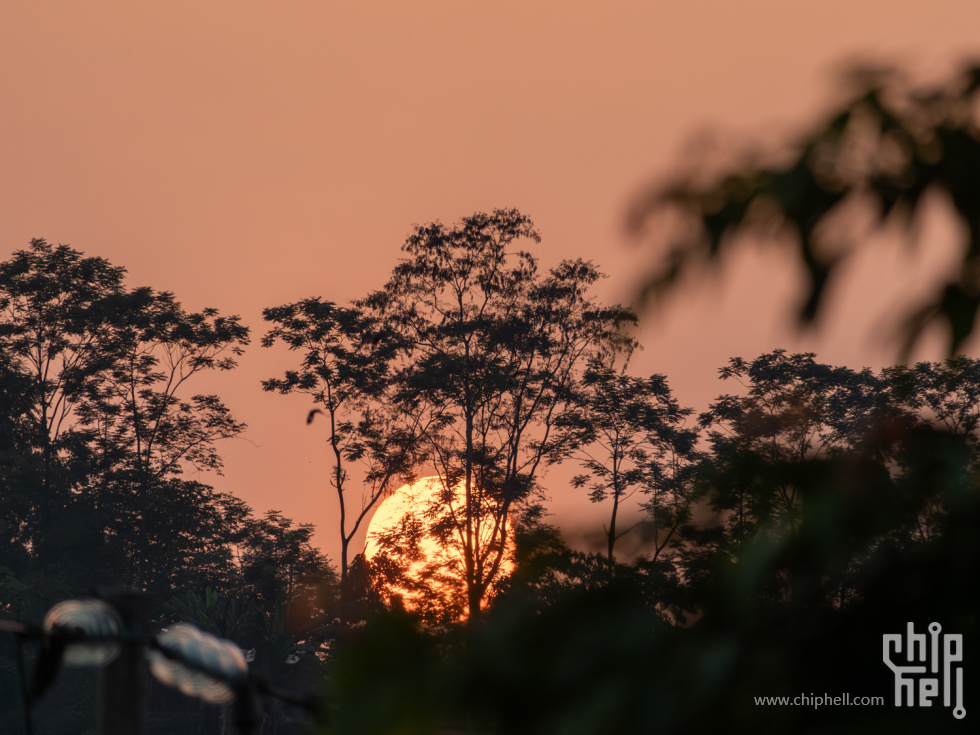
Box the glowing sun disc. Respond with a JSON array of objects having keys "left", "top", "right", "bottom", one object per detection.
[
  {"left": 363, "top": 476, "right": 515, "bottom": 612},
  {"left": 363, "top": 476, "right": 446, "bottom": 561}
]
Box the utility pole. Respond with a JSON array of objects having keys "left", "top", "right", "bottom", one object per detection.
[{"left": 95, "top": 588, "right": 148, "bottom": 735}]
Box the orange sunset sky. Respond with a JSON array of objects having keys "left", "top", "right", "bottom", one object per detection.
[{"left": 3, "top": 1, "right": 980, "bottom": 562}]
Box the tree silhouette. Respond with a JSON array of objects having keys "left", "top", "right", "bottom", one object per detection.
[
  {"left": 0, "top": 240, "right": 127, "bottom": 582},
  {"left": 1, "top": 242, "right": 354, "bottom": 735},
  {"left": 359, "top": 209, "right": 636, "bottom": 622},
  {"left": 697, "top": 350, "right": 894, "bottom": 546},
  {"left": 262, "top": 298, "right": 421, "bottom": 622},
  {"left": 78, "top": 287, "right": 250, "bottom": 593},
  {"left": 885, "top": 355, "right": 980, "bottom": 448},
  {"left": 239, "top": 509, "right": 337, "bottom": 630},
  {"left": 552, "top": 356, "right": 700, "bottom": 565},
  {"left": 0, "top": 239, "right": 251, "bottom": 601}
]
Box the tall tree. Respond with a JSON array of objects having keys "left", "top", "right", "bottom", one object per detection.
[
  {"left": 262, "top": 298, "right": 420, "bottom": 621},
  {"left": 361, "top": 209, "right": 636, "bottom": 621},
  {"left": 553, "top": 357, "right": 700, "bottom": 565}
]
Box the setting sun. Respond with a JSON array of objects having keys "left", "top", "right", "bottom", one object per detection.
[{"left": 363, "top": 476, "right": 515, "bottom": 619}]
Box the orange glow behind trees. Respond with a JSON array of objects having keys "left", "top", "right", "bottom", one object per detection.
[
  {"left": 360, "top": 210, "right": 636, "bottom": 623},
  {"left": 364, "top": 477, "right": 516, "bottom": 623}
]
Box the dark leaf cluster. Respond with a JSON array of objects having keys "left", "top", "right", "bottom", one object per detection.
[{"left": 630, "top": 60, "right": 980, "bottom": 355}]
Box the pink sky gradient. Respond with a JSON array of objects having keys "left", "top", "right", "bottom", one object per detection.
[{"left": 3, "top": 1, "right": 979, "bottom": 562}]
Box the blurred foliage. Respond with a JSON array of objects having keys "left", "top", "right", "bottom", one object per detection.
[{"left": 629, "top": 59, "right": 980, "bottom": 356}]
